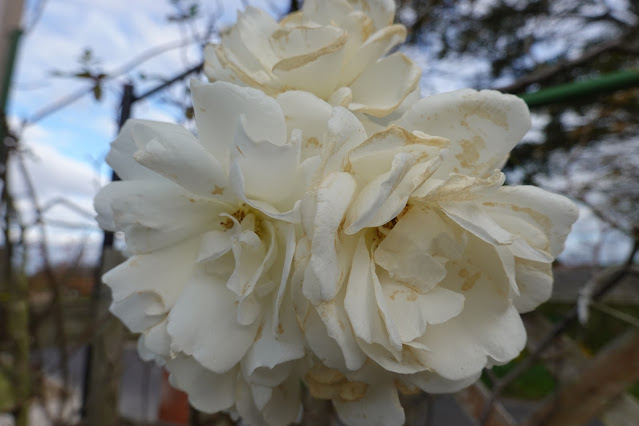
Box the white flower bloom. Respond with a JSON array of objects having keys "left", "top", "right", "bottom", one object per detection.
[
  {"left": 94, "top": 80, "right": 315, "bottom": 425},
  {"left": 291, "top": 89, "right": 579, "bottom": 426},
  {"left": 204, "top": 0, "right": 420, "bottom": 132}
]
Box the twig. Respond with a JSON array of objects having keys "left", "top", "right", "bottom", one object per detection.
[
  {"left": 14, "top": 151, "right": 71, "bottom": 401},
  {"left": 591, "top": 301, "right": 639, "bottom": 329},
  {"left": 41, "top": 197, "right": 96, "bottom": 220},
  {"left": 25, "top": 37, "right": 202, "bottom": 126},
  {"left": 495, "top": 34, "right": 632, "bottom": 94}
]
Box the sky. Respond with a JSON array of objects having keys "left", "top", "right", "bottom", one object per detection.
[{"left": 6, "top": 0, "right": 635, "bottom": 268}]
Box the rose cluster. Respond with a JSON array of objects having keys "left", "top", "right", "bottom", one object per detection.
[{"left": 95, "top": 0, "right": 578, "bottom": 425}]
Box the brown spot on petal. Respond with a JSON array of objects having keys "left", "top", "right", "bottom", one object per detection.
[
  {"left": 511, "top": 204, "right": 550, "bottom": 229},
  {"left": 306, "top": 380, "right": 337, "bottom": 400},
  {"left": 338, "top": 319, "right": 346, "bottom": 330},
  {"left": 455, "top": 136, "right": 484, "bottom": 169},
  {"left": 403, "top": 345, "right": 428, "bottom": 369},
  {"left": 459, "top": 268, "right": 481, "bottom": 291},
  {"left": 338, "top": 381, "right": 368, "bottom": 401},
  {"left": 307, "top": 364, "right": 346, "bottom": 385},
  {"left": 390, "top": 289, "right": 399, "bottom": 301},
  {"left": 277, "top": 322, "right": 284, "bottom": 335},
  {"left": 305, "top": 364, "right": 369, "bottom": 402},
  {"left": 211, "top": 185, "right": 224, "bottom": 195},
  {"left": 253, "top": 324, "right": 263, "bottom": 342},
  {"left": 395, "top": 379, "right": 421, "bottom": 395},
  {"left": 305, "top": 136, "right": 320, "bottom": 148},
  {"left": 460, "top": 102, "right": 508, "bottom": 129}
]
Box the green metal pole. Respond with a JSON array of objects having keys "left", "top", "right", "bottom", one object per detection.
[
  {"left": 0, "top": 27, "right": 28, "bottom": 426},
  {"left": 519, "top": 70, "right": 639, "bottom": 108},
  {"left": 1, "top": 28, "right": 22, "bottom": 117}
]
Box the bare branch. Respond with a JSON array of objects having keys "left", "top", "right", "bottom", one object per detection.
[
  {"left": 13, "top": 151, "right": 71, "bottom": 394},
  {"left": 494, "top": 34, "right": 632, "bottom": 93},
  {"left": 25, "top": 36, "right": 202, "bottom": 126}
]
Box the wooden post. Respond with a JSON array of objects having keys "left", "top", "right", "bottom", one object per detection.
[
  {"left": 523, "top": 329, "right": 639, "bottom": 426},
  {"left": 81, "top": 83, "right": 134, "bottom": 425}
]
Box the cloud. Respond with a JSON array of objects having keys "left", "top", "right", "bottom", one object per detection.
[
  {"left": 6, "top": 139, "right": 106, "bottom": 270},
  {"left": 559, "top": 204, "right": 633, "bottom": 265}
]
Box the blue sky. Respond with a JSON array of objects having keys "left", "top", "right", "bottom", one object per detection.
[{"left": 6, "top": 0, "right": 634, "bottom": 266}]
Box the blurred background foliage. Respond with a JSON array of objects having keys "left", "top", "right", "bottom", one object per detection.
[{"left": 1, "top": 0, "right": 638, "bottom": 425}]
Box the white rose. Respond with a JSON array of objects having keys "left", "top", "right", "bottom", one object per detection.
[
  {"left": 204, "top": 0, "right": 420, "bottom": 132},
  {"left": 292, "top": 89, "right": 579, "bottom": 426},
  {"left": 94, "top": 80, "right": 316, "bottom": 425}
]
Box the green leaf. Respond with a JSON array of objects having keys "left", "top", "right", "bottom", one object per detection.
[
  {"left": 93, "top": 84, "right": 102, "bottom": 101},
  {"left": 74, "top": 71, "right": 93, "bottom": 79}
]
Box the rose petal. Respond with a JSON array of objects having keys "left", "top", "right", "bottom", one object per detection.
[
  {"left": 110, "top": 292, "right": 164, "bottom": 333},
  {"left": 349, "top": 53, "right": 421, "bottom": 117},
  {"left": 166, "top": 356, "right": 236, "bottom": 413},
  {"left": 345, "top": 236, "right": 399, "bottom": 349},
  {"left": 373, "top": 205, "right": 457, "bottom": 292},
  {"left": 415, "top": 170, "right": 505, "bottom": 201},
  {"left": 301, "top": 0, "right": 354, "bottom": 27},
  {"left": 235, "top": 378, "right": 269, "bottom": 426},
  {"left": 277, "top": 90, "right": 332, "bottom": 160},
  {"left": 415, "top": 271, "right": 527, "bottom": 380},
  {"left": 261, "top": 374, "right": 302, "bottom": 426},
  {"left": 167, "top": 267, "right": 260, "bottom": 374},
  {"left": 481, "top": 185, "right": 579, "bottom": 257},
  {"left": 273, "top": 48, "right": 346, "bottom": 100},
  {"left": 234, "top": 7, "right": 279, "bottom": 70},
  {"left": 397, "top": 89, "right": 531, "bottom": 178},
  {"left": 347, "top": 126, "right": 447, "bottom": 184},
  {"left": 204, "top": 44, "right": 244, "bottom": 86},
  {"left": 308, "top": 172, "right": 357, "bottom": 302},
  {"left": 440, "top": 201, "right": 554, "bottom": 262},
  {"left": 512, "top": 259, "right": 553, "bottom": 313},
  {"left": 382, "top": 279, "right": 465, "bottom": 344},
  {"left": 191, "top": 80, "right": 286, "bottom": 162},
  {"left": 323, "top": 107, "right": 368, "bottom": 175},
  {"left": 334, "top": 383, "right": 405, "bottom": 426},
  {"left": 106, "top": 119, "right": 159, "bottom": 181},
  {"left": 131, "top": 120, "right": 227, "bottom": 197},
  {"left": 242, "top": 294, "right": 305, "bottom": 377},
  {"left": 230, "top": 116, "right": 301, "bottom": 206},
  {"left": 273, "top": 223, "right": 296, "bottom": 334},
  {"left": 349, "top": 0, "right": 397, "bottom": 31},
  {"left": 271, "top": 26, "right": 346, "bottom": 72},
  {"left": 138, "top": 318, "right": 171, "bottom": 361},
  {"left": 306, "top": 299, "right": 367, "bottom": 371},
  {"left": 405, "top": 370, "right": 481, "bottom": 394},
  {"left": 226, "top": 218, "right": 274, "bottom": 325},
  {"left": 339, "top": 25, "right": 406, "bottom": 86},
  {"left": 104, "top": 236, "right": 200, "bottom": 315},
  {"left": 94, "top": 180, "right": 225, "bottom": 253}
]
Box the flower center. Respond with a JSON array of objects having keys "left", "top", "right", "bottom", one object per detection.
[
  {"left": 219, "top": 203, "right": 266, "bottom": 238},
  {"left": 374, "top": 203, "right": 411, "bottom": 242}
]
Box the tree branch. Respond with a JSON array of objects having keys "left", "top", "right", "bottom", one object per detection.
[{"left": 495, "top": 34, "right": 633, "bottom": 93}]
